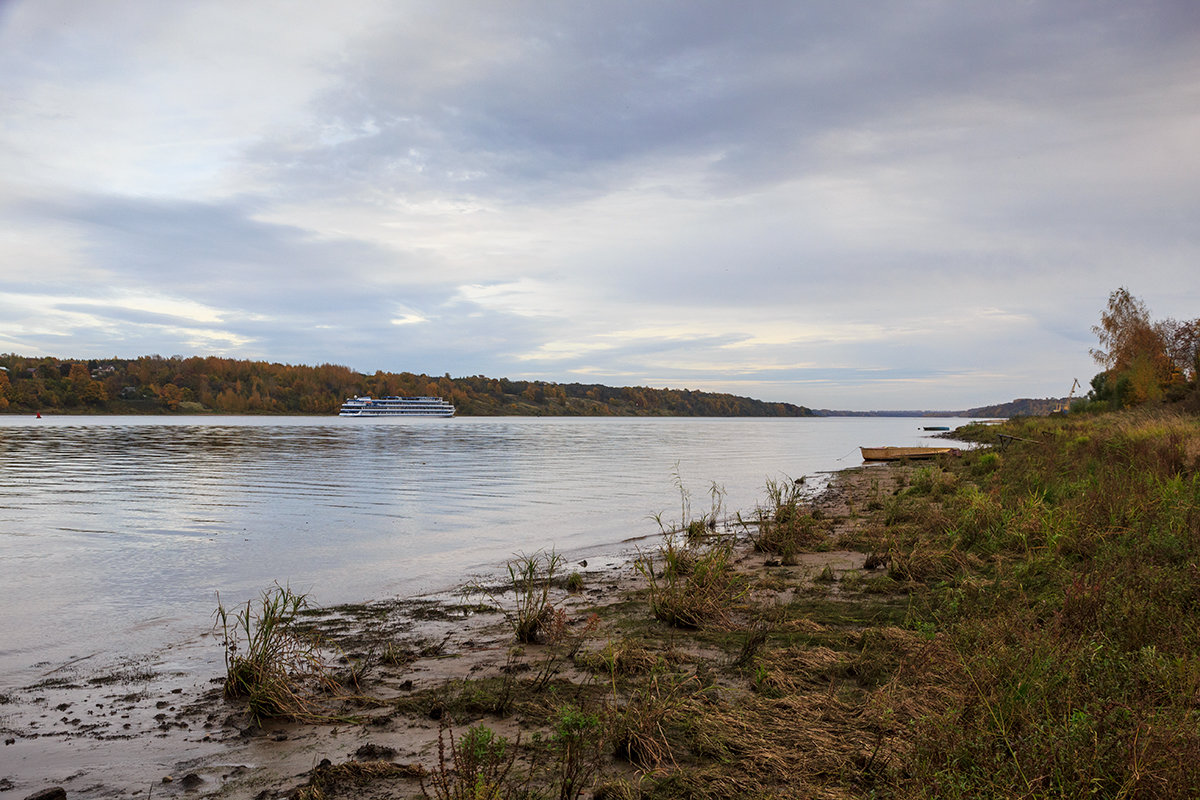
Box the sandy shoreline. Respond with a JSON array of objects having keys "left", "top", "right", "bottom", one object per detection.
[{"left": 2, "top": 464, "right": 900, "bottom": 800}]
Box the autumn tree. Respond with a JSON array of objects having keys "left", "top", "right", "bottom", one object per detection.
[
  {"left": 160, "top": 382, "right": 184, "bottom": 411},
  {"left": 1089, "top": 288, "right": 1195, "bottom": 407},
  {"left": 67, "top": 362, "right": 91, "bottom": 386}
]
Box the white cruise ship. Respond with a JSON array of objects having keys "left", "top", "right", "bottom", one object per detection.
[{"left": 338, "top": 396, "right": 456, "bottom": 417}]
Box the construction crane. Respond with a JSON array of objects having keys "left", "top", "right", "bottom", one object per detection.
[{"left": 1056, "top": 378, "right": 1081, "bottom": 413}]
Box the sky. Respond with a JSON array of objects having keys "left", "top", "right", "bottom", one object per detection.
[{"left": 1, "top": 1, "right": 1197, "bottom": 410}]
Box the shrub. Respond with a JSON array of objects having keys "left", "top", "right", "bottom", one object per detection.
[
  {"left": 421, "top": 724, "right": 527, "bottom": 800},
  {"left": 547, "top": 704, "right": 606, "bottom": 800}
]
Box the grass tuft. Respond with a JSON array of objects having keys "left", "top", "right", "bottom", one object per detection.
[
  {"left": 636, "top": 537, "right": 747, "bottom": 629},
  {"left": 215, "top": 584, "right": 337, "bottom": 722}
]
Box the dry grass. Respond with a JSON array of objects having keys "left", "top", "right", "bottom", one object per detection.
[
  {"left": 610, "top": 672, "right": 702, "bottom": 771},
  {"left": 580, "top": 637, "right": 665, "bottom": 676}
]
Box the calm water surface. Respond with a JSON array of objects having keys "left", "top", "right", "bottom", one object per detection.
[{"left": 0, "top": 415, "right": 969, "bottom": 686}]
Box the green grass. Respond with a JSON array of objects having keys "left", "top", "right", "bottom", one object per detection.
[{"left": 886, "top": 409, "right": 1200, "bottom": 798}]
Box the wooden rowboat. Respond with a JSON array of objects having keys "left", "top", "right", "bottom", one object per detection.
[{"left": 860, "top": 446, "right": 955, "bottom": 461}]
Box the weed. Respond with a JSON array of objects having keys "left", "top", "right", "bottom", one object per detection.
[
  {"left": 528, "top": 612, "right": 599, "bottom": 692},
  {"left": 421, "top": 723, "right": 530, "bottom": 800},
  {"left": 546, "top": 703, "right": 607, "bottom": 799},
  {"left": 684, "top": 519, "right": 709, "bottom": 543},
  {"left": 566, "top": 571, "right": 585, "bottom": 593},
  {"left": 214, "top": 584, "right": 337, "bottom": 721},
  {"left": 740, "top": 477, "right": 825, "bottom": 563},
  {"left": 477, "top": 550, "right": 566, "bottom": 644},
  {"left": 656, "top": 467, "right": 726, "bottom": 543}
]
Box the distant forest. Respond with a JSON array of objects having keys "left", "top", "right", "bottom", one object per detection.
[{"left": 0, "top": 354, "right": 814, "bottom": 417}]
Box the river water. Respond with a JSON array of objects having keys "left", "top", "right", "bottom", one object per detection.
[{"left": 0, "top": 414, "right": 970, "bottom": 688}]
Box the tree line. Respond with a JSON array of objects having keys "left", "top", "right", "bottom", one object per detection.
[{"left": 0, "top": 354, "right": 813, "bottom": 417}]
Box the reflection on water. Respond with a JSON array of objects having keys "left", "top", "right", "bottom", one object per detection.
[{"left": 0, "top": 414, "right": 965, "bottom": 684}]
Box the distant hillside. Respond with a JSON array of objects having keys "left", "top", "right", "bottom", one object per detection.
[
  {"left": 815, "top": 397, "right": 1073, "bottom": 418},
  {"left": 961, "top": 397, "right": 1073, "bottom": 417},
  {"left": 0, "top": 354, "right": 813, "bottom": 417}
]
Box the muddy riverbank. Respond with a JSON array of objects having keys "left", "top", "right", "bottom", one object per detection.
[{"left": 4, "top": 462, "right": 920, "bottom": 800}]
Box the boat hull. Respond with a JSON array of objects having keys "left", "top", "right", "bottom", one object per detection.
[{"left": 860, "top": 446, "right": 954, "bottom": 461}]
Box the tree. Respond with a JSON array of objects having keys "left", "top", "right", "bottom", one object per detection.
[
  {"left": 1156, "top": 317, "right": 1200, "bottom": 384},
  {"left": 80, "top": 380, "right": 108, "bottom": 406},
  {"left": 1089, "top": 288, "right": 1192, "bottom": 408},
  {"left": 1091, "top": 289, "right": 1163, "bottom": 372},
  {"left": 67, "top": 362, "right": 91, "bottom": 386},
  {"left": 160, "top": 382, "right": 184, "bottom": 411}
]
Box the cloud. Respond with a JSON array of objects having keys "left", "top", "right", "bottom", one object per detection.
[{"left": 0, "top": 1, "right": 1197, "bottom": 407}]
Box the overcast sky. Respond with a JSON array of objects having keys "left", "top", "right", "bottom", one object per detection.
[{"left": 1, "top": 1, "right": 1197, "bottom": 409}]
